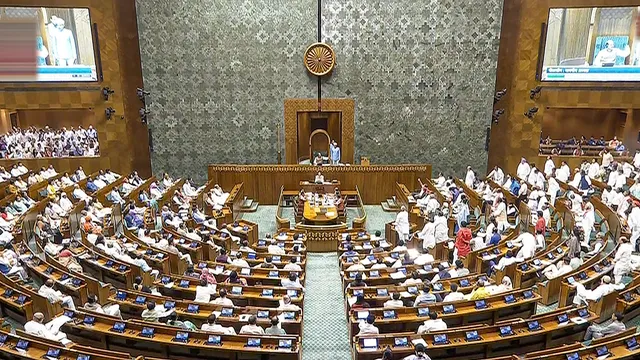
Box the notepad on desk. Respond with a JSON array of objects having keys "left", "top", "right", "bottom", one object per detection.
[
  {"left": 570, "top": 317, "right": 588, "bottom": 325},
  {"left": 390, "top": 272, "right": 406, "bottom": 280}
]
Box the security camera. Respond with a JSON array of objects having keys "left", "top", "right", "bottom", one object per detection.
[
  {"left": 102, "top": 87, "right": 114, "bottom": 101},
  {"left": 137, "top": 88, "right": 150, "bottom": 101},
  {"left": 105, "top": 107, "right": 116, "bottom": 120},
  {"left": 529, "top": 86, "right": 542, "bottom": 100},
  {"left": 493, "top": 89, "right": 507, "bottom": 104},
  {"left": 524, "top": 107, "right": 539, "bottom": 119},
  {"left": 492, "top": 109, "right": 505, "bottom": 123}
]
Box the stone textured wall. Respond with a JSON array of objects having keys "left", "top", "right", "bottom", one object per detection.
[
  {"left": 322, "top": 0, "right": 503, "bottom": 176},
  {"left": 137, "top": 0, "right": 503, "bottom": 181},
  {"left": 136, "top": 0, "right": 317, "bottom": 180}
]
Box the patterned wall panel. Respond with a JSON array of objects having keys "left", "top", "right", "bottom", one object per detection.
[
  {"left": 321, "top": 0, "right": 504, "bottom": 176},
  {"left": 136, "top": 0, "right": 317, "bottom": 181},
  {"left": 137, "top": 0, "right": 503, "bottom": 181}
]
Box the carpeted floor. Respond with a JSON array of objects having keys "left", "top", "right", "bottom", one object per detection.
[{"left": 301, "top": 253, "right": 352, "bottom": 360}]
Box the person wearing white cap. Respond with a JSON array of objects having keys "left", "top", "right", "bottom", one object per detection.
[
  {"left": 394, "top": 206, "right": 410, "bottom": 243},
  {"left": 572, "top": 275, "right": 622, "bottom": 305},
  {"left": 24, "top": 312, "right": 71, "bottom": 344}
]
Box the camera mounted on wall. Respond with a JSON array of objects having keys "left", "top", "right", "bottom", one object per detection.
[
  {"left": 529, "top": 86, "right": 542, "bottom": 100},
  {"left": 139, "top": 108, "right": 150, "bottom": 124},
  {"left": 137, "top": 88, "right": 150, "bottom": 102},
  {"left": 492, "top": 109, "right": 505, "bottom": 123},
  {"left": 105, "top": 107, "right": 116, "bottom": 120},
  {"left": 101, "top": 87, "right": 114, "bottom": 101},
  {"left": 524, "top": 107, "right": 539, "bottom": 119},
  {"left": 494, "top": 88, "right": 507, "bottom": 104}
]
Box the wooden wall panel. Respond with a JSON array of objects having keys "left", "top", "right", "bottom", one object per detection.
[
  {"left": 208, "top": 164, "right": 432, "bottom": 205},
  {"left": 489, "top": 0, "right": 640, "bottom": 176},
  {"left": 284, "top": 99, "right": 355, "bottom": 165},
  {"left": 0, "top": 0, "right": 151, "bottom": 177},
  {"left": 541, "top": 108, "right": 626, "bottom": 140},
  {"left": 16, "top": 108, "right": 95, "bottom": 129}
]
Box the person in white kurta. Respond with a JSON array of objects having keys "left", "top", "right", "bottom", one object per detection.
[
  {"left": 557, "top": 162, "right": 571, "bottom": 183},
  {"left": 544, "top": 157, "right": 555, "bottom": 177},
  {"left": 416, "top": 220, "right": 436, "bottom": 250},
  {"left": 464, "top": 167, "right": 475, "bottom": 188},
  {"left": 433, "top": 213, "right": 449, "bottom": 244},
  {"left": 492, "top": 198, "right": 509, "bottom": 232},
  {"left": 488, "top": 166, "right": 504, "bottom": 185},
  {"left": 394, "top": 206, "right": 410, "bottom": 242},
  {"left": 581, "top": 203, "right": 596, "bottom": 244},
  {"left": 587, "top": 159, "right": 600, "bottom": 179},
  {"left": 547, "top": 174, "right": 560, "bottom": 205},
  {"left": 24, "top": 312, "right": 70, "bottom": 344},
  {"left": 613, "top": 237, "right": 634, "bottom": 284},
  {"left": 514, "top": 232, "right": 536, "bottom": 260},
  {"left": 634, "top": 150, "right": 640, "bottom": 168},
  {"left": 627, "top": 205, "right": 640, "bottom": 251},
  {"left": 516, "top": 158, "right": 531, "bottom": 180},
  {"left": 572, "top": 275, "right": 622, "bottom": 305}
]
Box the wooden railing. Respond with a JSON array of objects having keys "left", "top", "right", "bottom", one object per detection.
[
  {"left": 276, "top": 185, "right": 290, "bottom": 230},
  {"left": 352, "top": 186, "right": 367, "bottom": 229}
]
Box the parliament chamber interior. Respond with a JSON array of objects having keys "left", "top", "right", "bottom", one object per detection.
[{"left": 2, "top": 1, "right": 640, "bottom": 360}]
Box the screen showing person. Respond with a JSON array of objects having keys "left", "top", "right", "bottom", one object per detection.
[
  {"left": 0, "top": 7, "right": 97, "bottom": 82},
  {"left": 541, "top": 6, "right": 640, "bottom": 81}
]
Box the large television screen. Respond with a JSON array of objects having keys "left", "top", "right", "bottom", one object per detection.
[
  {"left": 541, "top": 6, "right": 640, "bottom": 81},
  {"left": 0, "top": 7, "right": 97, "bottom": 82}
]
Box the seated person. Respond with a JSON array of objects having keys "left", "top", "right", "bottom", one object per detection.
[
  {"left": 314, "top": 171, "right": 325, "bottom": 183},
  {"left": 584, "top": 312, "right": 626, "bottom": 341},
  {"left": 24, "top": 312, "right": 71, "bottom": 345},
  {"left": 38, "top": 279, "right": 76, "bottom": 310},
  {"left": 201, "top": 314, "right": 236, "bottom": 334}
]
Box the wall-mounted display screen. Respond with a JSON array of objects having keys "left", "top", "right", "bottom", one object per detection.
[
  {"left": 0, "top": 7, "right": 96, "bottom": 82},
  {"left": 541, "top": 6, "right": 640, "bottom": 81}
]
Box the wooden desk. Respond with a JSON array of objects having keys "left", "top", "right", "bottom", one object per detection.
[
  {"left": 110, "top": 288, "right": 303, "bottom": 334},
  {"left": 353, "top": 306, "right": 594, "bottom": 360},
  {"left": 345, "top": 274, "right": 495, "bottom": 306},
  {"left": 303, "top": 201, "right": 338, "bottom": 225},
  {"left": 0, "top": 327, "right": 125, "bottom": 360},
  {"left": 299, "top": 180, "right": 341, "bottom": 194},
  {"left": 62, "top": 310, "right": 301, "bottom": 360},
  {"left": 153, "top": 275, "right": 304, "bottom": 309},
  {"left": 348, "top": 289, "right": 539, "bottom": 336},
  {"left": 225, "top": 220, "right": 258, "bottom": 246}
]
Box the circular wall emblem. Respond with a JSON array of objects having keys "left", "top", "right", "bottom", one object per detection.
[{"left": 304, "top": 42, "right": 336, "bottom": 76}]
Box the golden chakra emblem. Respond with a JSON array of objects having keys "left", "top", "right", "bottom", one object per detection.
[{"left": 304, "top": 42, "right": 336, "bottom": 76}]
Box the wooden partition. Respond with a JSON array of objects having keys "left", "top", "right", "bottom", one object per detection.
[{"left": 208, "top": 164, "right": 432, "bottom": 205}]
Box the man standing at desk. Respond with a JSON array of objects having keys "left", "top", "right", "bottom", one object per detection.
[
  {"left": 330, "top": 140, "right": 341, "bottom": 165},
  {"left": 394, "top": 205, "right": 410, "bottom": 243}
]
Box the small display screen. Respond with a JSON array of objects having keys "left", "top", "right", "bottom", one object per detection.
[{"left": 207, "top": 335, "right": 221, "bottom": 345}]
